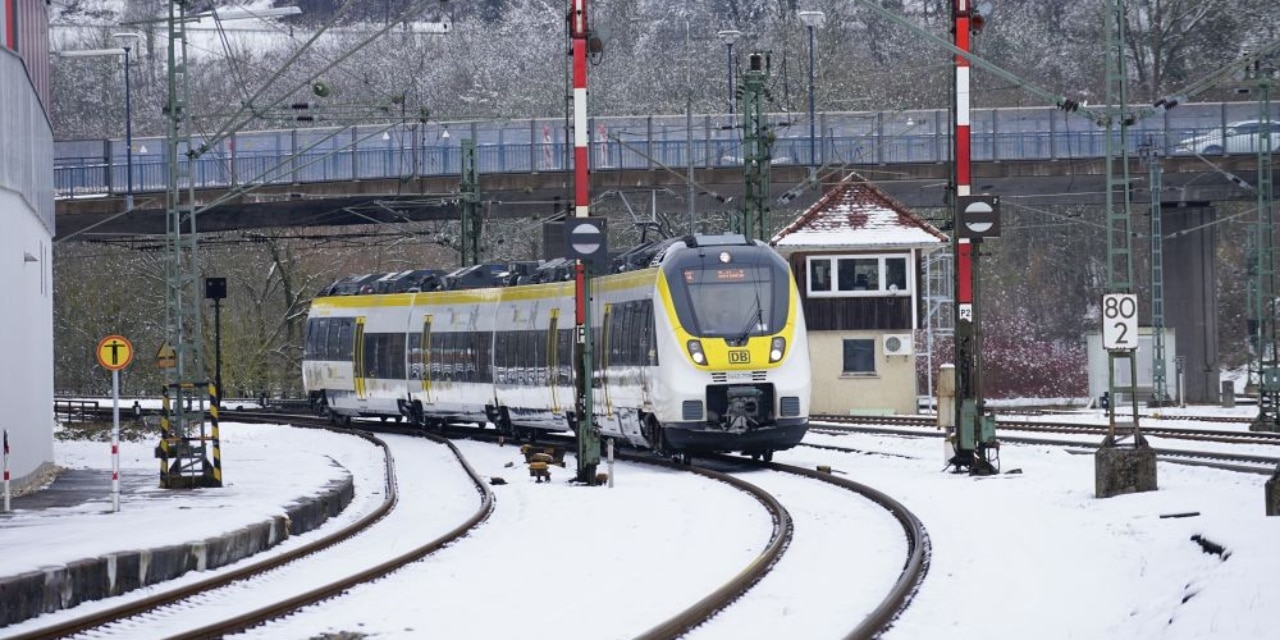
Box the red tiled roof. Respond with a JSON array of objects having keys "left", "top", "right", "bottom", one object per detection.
[{"left": 771, "top": 172, "right": 948, "bottom": 249}]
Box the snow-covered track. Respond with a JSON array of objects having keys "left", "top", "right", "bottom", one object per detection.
[
  {"left": 813, "top": 414, "right": 1280, "bottom": 446},
  {"left": 8, "top": 416, "right": 494, "bottom": 640},
  {"left": 623, "top": 456, "right": 795, "bottom": 640},
  {"left": 367, "top": 425, "right": 800, "bottom": 640},
  {"left": 806, "top": 424, "right": 1279, "bottom": 475},
  {"left": 694, "top": 454, "right": 931, "bottom": 639}
]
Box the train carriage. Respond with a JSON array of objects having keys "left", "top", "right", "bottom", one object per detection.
[{"left": 303, "top": 234, "right": 810, "bottom": 458}]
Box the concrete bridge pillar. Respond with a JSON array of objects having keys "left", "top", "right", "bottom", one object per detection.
[{"left": 1163, "top": 202, "right": 1220, "bottom": 404}]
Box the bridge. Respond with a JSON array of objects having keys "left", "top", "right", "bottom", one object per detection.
[{"left": 54, "top": 102, "right": 1279, "bottom": 240}]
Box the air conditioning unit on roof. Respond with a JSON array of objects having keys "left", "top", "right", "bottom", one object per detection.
[{"left": 883, "top": 333, "right": 914, "bottom": 356}]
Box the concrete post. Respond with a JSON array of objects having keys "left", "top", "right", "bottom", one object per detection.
[{"left": 938, "top": 364, "right": 956, "bottom": 466}]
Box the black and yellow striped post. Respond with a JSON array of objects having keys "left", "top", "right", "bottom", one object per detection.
[
  {"left": 209, "top": 383, "right": 223, "bottom": 487},
  {"left": 158, "top": 386, "right": 172, "bottom": 486}
]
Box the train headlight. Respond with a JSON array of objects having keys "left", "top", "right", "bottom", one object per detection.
[
  {"left": 769, "top": 337, "right": 786, "bottom": 363},
  {"left": 686, "top": 339, "right": 707, "bottom": 365}
]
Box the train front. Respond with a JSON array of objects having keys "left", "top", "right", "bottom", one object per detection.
[{"left": 654, "top": 237, "right": 810, "bottom": 457}]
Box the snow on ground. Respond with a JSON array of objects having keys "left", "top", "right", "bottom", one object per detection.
[
  {"left": 788, "top": 424, "right": 1280, "bottom": 640},
  {"left": 4, "top": 408, "right": 1280, "bottom": 639},
  {"left": 0, "top": 422, "right": 384, "bottom": 579},
  {"left": 239, "top": 438, "right": 772, "bottom": 640}
]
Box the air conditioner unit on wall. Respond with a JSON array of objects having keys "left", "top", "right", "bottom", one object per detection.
[{"left": 883, "top": 333, "right": 914, "bottom": 356}]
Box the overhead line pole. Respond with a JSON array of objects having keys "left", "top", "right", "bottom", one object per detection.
[{"left": 1245, "top": 61, "right": 1278, "bottom": 433}]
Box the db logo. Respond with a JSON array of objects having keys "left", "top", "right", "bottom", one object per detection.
[{"left": 728, "top": 350, "right": 751, "bottom": 364}]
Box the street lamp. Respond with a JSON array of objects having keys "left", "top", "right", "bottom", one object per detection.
[
  {"left": 798, "top": 10, "right": 825, "bottom": 171},
  {"left": 113, "top": 32, "right": 142, "bottom": 209},
  {"left": 54, "top": 45, "right": 136, "bottom": 207},
  {"left": 717, "top": 30, "right": 742, "bottom": 119}
]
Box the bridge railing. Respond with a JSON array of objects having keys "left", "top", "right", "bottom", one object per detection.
[{"left": 53, "top": 102, "right": 1278, "bottom": 200}]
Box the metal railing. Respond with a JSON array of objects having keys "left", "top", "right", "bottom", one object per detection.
[{"left": 54, "top": 102, "right": 1279, "bottom": 199}]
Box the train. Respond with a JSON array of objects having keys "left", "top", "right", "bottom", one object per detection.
[{"left": 302, "top": 233, "right": 810, "bottom": 460}]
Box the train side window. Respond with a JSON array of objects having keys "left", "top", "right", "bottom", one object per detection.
[
  {"left": 363, "top": 334, "right": 379, "bottom": 378},
  {"left": 493, "top": 331, "right": 508, "bottom": 384},
  {"left": 558, "top": 328, "right": 573, "bottom": 385},
  {"left": 335, "top": 320, "right": 353, "bottom": 361},
  {"left": 454, "top": 333, "right": 466, "bottom": 382},
  {"left": 429, "top": 331, "right": 443, "bottom": 380},
  {"left": 476, "top": 331, "right": 493, "bottom": 383},
  {"left": 408, "top": 332, "right": 422, "bottom": 379},
  {"left": 306, "top": 318, "right": 326, "bottom": 359},
  {"left": 387, "top": 334, "right": 406, "bottom": 379},
  {"left": 439, "top": 332, "right": 452, "bottom": 382}
]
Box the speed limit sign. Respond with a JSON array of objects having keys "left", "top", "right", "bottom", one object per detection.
[{"left": 1102, "top": 293, "right": 1138, "bottom": 351}]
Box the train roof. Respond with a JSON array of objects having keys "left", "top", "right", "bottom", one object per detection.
[{"left": 314, "top": 234, "right": 774, "bottom": 298}]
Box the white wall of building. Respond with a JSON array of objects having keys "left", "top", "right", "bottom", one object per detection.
[
  {"left": 1, "top": 48, "right": 55, "bottom": 488},
  {"left": 808, "top": 331, "right": 918, "bottom": 415}
]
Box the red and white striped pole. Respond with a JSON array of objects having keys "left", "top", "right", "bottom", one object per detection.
[
  {"left": 111, "top": 370, "right": 121, "bottom": 512},
  {"left": 569, "top": 0, "right": 602, "bottom": 483},
  {"left": 955, "top": 0, "right": 973, "bottom": 317},
  {"left": 950, "top": 0, "right": 980, "bottom": 467},
  {"left": 4, "top": 429, "right": 10, "bottom": 512},
  {"left": 571, "top": 0, "right": 590, "bottom": 220}
]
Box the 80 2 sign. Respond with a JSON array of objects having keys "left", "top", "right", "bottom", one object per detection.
[{"left": 1101, "top": 293, "right": 1139, "bottom": 351}]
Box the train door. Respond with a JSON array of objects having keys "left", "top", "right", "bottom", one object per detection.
[
  {"left": 420, "top": 315, "right": 433, "bottom": 404},
  {"left": 547, "top": 309, "right": 560, "bottom": 413},
  {"left": 353, "top": 316, "right": 367, "bottom": 399},
  {"left": 601, "top": 303, "right": 613, "bottom": 413}
]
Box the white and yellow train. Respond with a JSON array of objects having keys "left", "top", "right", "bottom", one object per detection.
[{"left": 302, "top": 234, "right": 810, "bottom": 459}]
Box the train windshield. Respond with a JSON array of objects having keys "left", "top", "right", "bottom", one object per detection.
[{"left": 664, "top": 250, "right": 791, "bottom": 340}]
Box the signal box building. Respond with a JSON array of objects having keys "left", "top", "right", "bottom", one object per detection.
[
  {"left": 2, "top": 0, "right": 54, "bottom": 490},
  {"left": 771, "top": 173, "right": 947, "bottom": 415}
]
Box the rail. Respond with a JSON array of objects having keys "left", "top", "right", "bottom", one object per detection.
[{"left": 10, "top": 413, "right": 494, "bottom": 640}]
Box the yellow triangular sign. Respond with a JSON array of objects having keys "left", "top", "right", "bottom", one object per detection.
[{"left": 156, "top": 340, "right": 177, "bottom": 369}]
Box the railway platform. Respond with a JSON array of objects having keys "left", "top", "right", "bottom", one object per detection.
[{"left": 0, "top": 433, "right": 358, "bottom": 629}]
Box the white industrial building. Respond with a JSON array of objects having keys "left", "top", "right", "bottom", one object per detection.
[{"left": 1, "top": 0, "right": 55, "bottom": 490}]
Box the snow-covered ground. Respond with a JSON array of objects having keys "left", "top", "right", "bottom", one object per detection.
[{"left": 3, "top": 410, "right": 1279, "bottom": 639}]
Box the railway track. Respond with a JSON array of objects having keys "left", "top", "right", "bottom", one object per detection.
[
  {"left": 10, "top": 414, "right": 494, "bottom": 640},
  {"left": 810, "top": 415, "right": 1280, "bottom": 474},
  {"left": 37, "top": 406, "right": 930, "bottom": 636},
  {"left": 260, "top": 416, "right": 929, "bottom": 639},
  {"left": 697, "top": 454, "right": 930, "bottom": 639}
]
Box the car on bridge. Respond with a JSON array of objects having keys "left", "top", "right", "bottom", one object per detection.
[{"left": 1174, "top": 119, "right": 1280, "bottom": 156}]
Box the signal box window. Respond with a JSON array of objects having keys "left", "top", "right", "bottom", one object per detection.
[
  {"left": 809, "top": 260, "right": 832, "bottom": 292},
  {"left": 842, "top": 339, "right": 876, "bottom": 375},
  {"left": 807, "top": 254, "right": 911, "bottom": 298}
]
